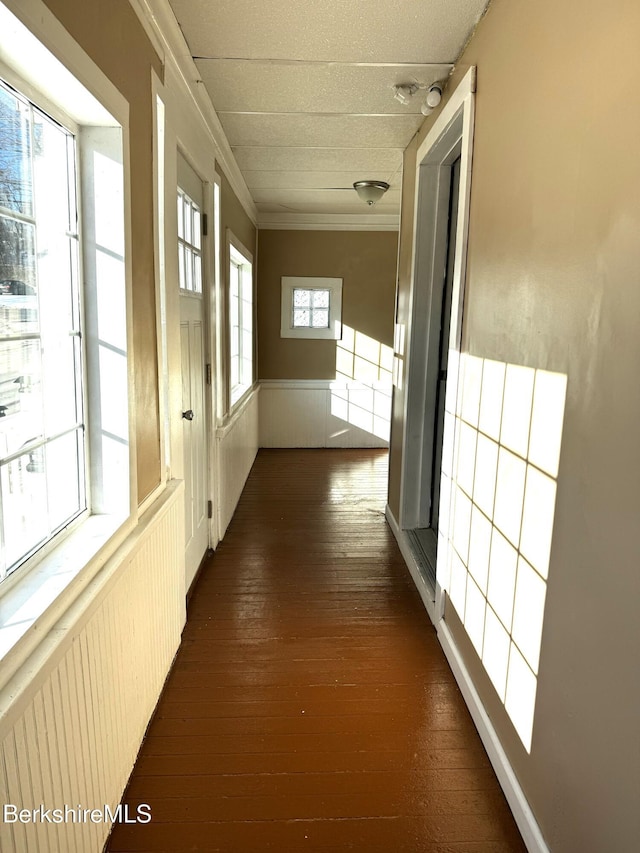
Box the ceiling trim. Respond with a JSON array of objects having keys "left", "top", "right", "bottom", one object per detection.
[
  {"left": 218, "top": 111, "right": 427, "bottom": 118},
  {"left": 194, "top": 57, "right": 455, "bottom": 71},
  {"left": 258, "top": 212, "right": 399, "bottom": 231},
  {"left": 130, "top": 0, "right": 258, "bottom": 224}
]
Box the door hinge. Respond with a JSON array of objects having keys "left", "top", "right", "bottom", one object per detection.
[
  {"left": 207, "top": 500, "right": 213, "bottom": 519},
  {"left": 202, "top": 213, "right": 208, "bottom": 237},
  {"left": 205, "top": 363, "right": 212, "bottom": 385}
]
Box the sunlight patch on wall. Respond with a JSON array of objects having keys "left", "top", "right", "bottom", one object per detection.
[
  {"left": 331, "top": 325, "right": 393, "bottom": 441},
  {"left": 439, "top": 354, "right": 567, "bottom": 752}
]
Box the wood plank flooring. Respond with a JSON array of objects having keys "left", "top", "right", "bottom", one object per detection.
[{"left": 107, "top": 449, "right": 526, "bottom": 853}]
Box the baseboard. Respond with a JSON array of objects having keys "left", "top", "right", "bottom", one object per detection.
[
  {"left": 437, "top": 620, "right": 550, "bottom": 853},
  {"left": 385, "top": 504, "right": 549, "bottom": 853},
  {"left": 384, "top": 504, "right": 436, "bottom": 623}
]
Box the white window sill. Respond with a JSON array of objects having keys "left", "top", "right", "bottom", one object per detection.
[
  {"left": 218, "top": 383, "right": 259, "bottom": 438},
  {"left": 0, "top": 512, "right": 130, "bottom": 691}
]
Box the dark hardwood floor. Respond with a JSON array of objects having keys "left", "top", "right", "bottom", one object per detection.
[{"left": 107, "top": 449, "right": 526, "bottom": 853}]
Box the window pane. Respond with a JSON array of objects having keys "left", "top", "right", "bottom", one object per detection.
[
  {"left": 193, "top": 206, "right": 201, "bottom": 250},
  {"left": 193, "top": 254, "right": 202, "bottom": 293},
  {"left": 177, "top": 194, "right": 184, "bottom": 240},
  {"left": 37, "top": 236, "right": 75, "bottom": 341},
  {"left": 241, "top": 270, "right": 252, "bottom": 304},
  {"left": 1, "top": 450, "right": 48, "bottom": 572},
  {"left": 293, "top": 309, "right": 310, "bottom": 327},
  {"left": 229, "top": 261, "right": 239, "bottom": 298},
  {"left": 312, "top": 309, "right": 329, "bottom": 328},
  {"left": 42, "top": 335, "right": 80, "bottom": 435},
  {"left": 46, "top": 430, "right": 83, "bottom": 532},
  {"left": 230, "top": 354, "right": 239, "bottom": 389},
  {"left": 293, "top": 289, "right": 310, "bottom": 307},
  {"left": 0, "top": 217, "right": 38, "bottom": 332},
  {"left": 312, "top": 290, "right": 329, "bottom": 308},
  {"left": 186, "top": 247, "right": 194, "bottom": 291},
  {"left": 33, "top": 110, "right": 72, "bottom": 231},
  {"left": 0, "top": 84, "right": 33, "bottom": 217},
  {"left": 0, "top": 79, "right": 85, "bottom": 579},
  {"left": 184, "top": 198, "right": 191, "bottom": 244},
  {"left": 0, "top": 339, "right": 43, "bottom": 456}
]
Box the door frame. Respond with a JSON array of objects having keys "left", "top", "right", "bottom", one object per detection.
[{"left": 399, "top": 67, "right": 476, "bottom": 619}]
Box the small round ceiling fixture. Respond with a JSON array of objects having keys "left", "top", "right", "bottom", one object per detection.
[{"left": 353, "top": 180, "right": 390, "bottom": 206}]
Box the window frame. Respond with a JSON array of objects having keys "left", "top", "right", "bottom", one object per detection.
[
  {"left": 227, "top": 230, "right": 253, "bottom": 408},
  {"left": 0, "top": 0, "right": 135, "bottom": 679},
  {"left": 0, "top": 74, "right": 88, "bottom": 580},
  {"left": 280, "top": 276, "right": 343, "bottom": 340}
]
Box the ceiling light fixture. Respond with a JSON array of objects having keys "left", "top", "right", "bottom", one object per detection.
[
  {"left": 420, "top": 84, "right": 442, "bottom": 116},
  {"left": 393, "top": 81, "right": 445, "bottom": 116},
  {"left": 353, "top": 180, "right": 390, "bottom": 206},
  {"left": 393, "top": 83, "right": 419, "bottom": 105}
]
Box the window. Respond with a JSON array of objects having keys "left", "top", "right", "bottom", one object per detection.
[
  {"left": 280, "top": 276, "right": 343, "bottom": 339},
  {"left": 177, "top": 189, "right": 202, "bottom": 293},
  {"left": 0, "top": 0, "right": 130, "bottom": 670},
  {"left": 228, "top": 234, "right": 253, "bottom": 405},
  {"left": 292, "top": 287, "right": 330, "bottom": 329},
  {"left": 0, "top": 78, "right": 85, "bottom": 579}
]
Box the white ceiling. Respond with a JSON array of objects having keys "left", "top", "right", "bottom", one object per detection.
[{"left": 167, "top": 0, "right": 488, "bottom": 228}]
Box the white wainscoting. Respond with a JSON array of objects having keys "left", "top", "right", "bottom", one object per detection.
[
  {"left": 259, "top": 380, "right": 391, "bottom": 449},
  {"left": 0, "top": 482, "right": 185, "bottom": 853},
  {"left": 216, "top": 385, "right": 260, "bottom": 539}
]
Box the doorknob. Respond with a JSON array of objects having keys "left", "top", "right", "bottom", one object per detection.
[{"left": 182, "top": 409, "right": 194, "bottom": 420}]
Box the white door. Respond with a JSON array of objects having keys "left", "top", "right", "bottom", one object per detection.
[{"left": 177, "top": 154, "right": 209, "bottom": 585}]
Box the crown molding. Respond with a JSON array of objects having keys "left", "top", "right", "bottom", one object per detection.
[{"left": 130, "top": 0, "right": 258, "bottom": 224}]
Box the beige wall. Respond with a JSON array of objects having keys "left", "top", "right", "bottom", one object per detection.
[
  {"left": 389, "top": 0, "right": 640, "bottom": 850},
  {"left": 44, "top": 0, "right": 163, "bottom": 503},
  {"left": 257, "top": 229, "right": 398, "bottom": 380}
]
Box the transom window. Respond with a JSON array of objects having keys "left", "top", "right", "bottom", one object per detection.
[
  {"left": 0, "top": 78, "right": 85, "bottom": 578},
  {"left": 292, "top": 288, "right": 330, "bottom": 329},
  {"left": 177, "top": 189, "right": 202, "bottom": 293}
]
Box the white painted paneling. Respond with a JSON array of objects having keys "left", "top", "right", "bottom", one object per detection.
[
  {"left": 0, "top": 483, "right": 185, "bottom": 853},
  {"left": 216, "top": 387, "right": 260, "bottom": 538},
  {"left": 259, "top": 381, "right": 390, "bottom": 449},
  {"left": 222, "top": 113, "right": 424, "bottom": 149}
]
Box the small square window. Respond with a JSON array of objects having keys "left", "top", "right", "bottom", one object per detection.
[
  {"left": 281, "top": 277, "right": 342, "bottom": 340},
  {"left": 292, "top": 288, "right": 331, "bottom": 329}
]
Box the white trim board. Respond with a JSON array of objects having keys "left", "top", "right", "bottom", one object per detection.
[
  {"left": 384, "top": 504, "right": 436, "bottom": 623},
  {"left": 386, "top": 499, "right": 550, "bottom": 853},
  {"left": 437, "top": 620, "right": 551, "bottom": 853},
  {"left": 132, "top": 0, "right": 258, "bottom": 225}
]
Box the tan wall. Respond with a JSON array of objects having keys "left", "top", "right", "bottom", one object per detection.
[
  {"left": 257, "top": 230, "right": 398, "bottom": 380},
  {"left": 43, "top": 0, "right": 163, "bottom": 503},
  {"left": 390, "top": 0, "right": 640, "bottom": 850}
]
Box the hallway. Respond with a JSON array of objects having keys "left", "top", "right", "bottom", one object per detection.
[{"left": 107, "top": 449, "right": 525, "bottom": 852}]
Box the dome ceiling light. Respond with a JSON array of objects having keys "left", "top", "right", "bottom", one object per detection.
[{"left": 353, "top": 180, "right": 390, "bottom": 206}]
